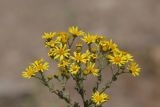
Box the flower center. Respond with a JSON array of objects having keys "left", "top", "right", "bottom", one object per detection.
[
  {"left": 131, "top": 67, "right": 137, "bottom": 72},
  {"left": 58, "top": 49, "right": 65, "bottom": 55},
  {"left": 114, "top": 57, "right": 121, "bottom": 63},
  {"left": 95, "top": 95, "right": 102, "bottom": 102},
  {"left": 75, "top": 54, "right": 82, "bottom": 61},
  {"left": 87, "top": 66, "right": 94, "bottom": 72},
  {"left": 37, "top": 64, "right": 43, "bottom": 70},
  {"left": 73, "top": 67, "right": 77, "bottom": 71}
]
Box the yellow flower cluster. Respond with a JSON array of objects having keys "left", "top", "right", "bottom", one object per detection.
[
  {"left": 22, "top": 59, "right": 49, "bottom": 79},
  {"left": 106, "top": 49, "right": 141, "bottom": 76},
  {"left": 22, "top": 26, "right": 141, "bottom": 106}
]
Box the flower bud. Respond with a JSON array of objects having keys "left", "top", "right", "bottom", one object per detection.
[
  {"left": 91, "top": 47, "right": 97, "bottom": 53},
  {"left": 76, "top": 43, "right": 83, "bottom": 52},
  {"left": 47, "top": 74, "right": 53, "bottom": 80}
]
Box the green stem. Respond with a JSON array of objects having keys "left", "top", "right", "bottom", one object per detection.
[
  {"left": 69, "top": 36, "right": 76, "bottom": 48},
  {"left": 39, "top": 72, "right": 74, "bottom": 106},
  {"left": 76, "top": 78, "right": 86, "bottom": 107}
]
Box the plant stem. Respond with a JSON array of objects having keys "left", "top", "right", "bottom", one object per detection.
[
  {"left": 39, "top": 72, "right": 74, "bottom": 107},
  {"left": 69, "top": 36, "right": 76, "bottom": 48}
]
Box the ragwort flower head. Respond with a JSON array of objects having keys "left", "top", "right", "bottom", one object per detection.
[
  {"left": 58, "top": 60, "right": 70, "bottom": 68},
  {"left": 84, "top": 62, "right": 99, "bottom": 76},
  {"left": 21, "top": 59, "right": 49, "bottom": 79},
  {"left": 69, "top": 63, "right": 80, "bottom": 75},
  {"left": 121, "top": 51, "right": 134, "bottom": 62},
  {"left": 71, "top": 52, "right": 87, "bottom": 64},
  {"left": 50, "top": 43, "right": 70, "bottom": 61},
  {"left": 68, "top": 26, "right": 84, "bottom": 36},
  {"left": 81, "top": 33, "right": 97, "bottom": 44},
  {"left": 92, "top": 91, "right": 109, "bottom": 105},
  {"left": 45, "top": 40, "right": 59, "bottom": 48},
  {"left": 99, "top": 39, "right": 118, "bottom": 52},
  {"left": 107, "top": 51, "right": 127, "bottom": 66},
  {"left": 128, "top": 62, "right": 141, "bottom": 76},
  {"left": 42, "top": 32, "right": 56, "bottom": 40},
  {"left": 32, "top": 58, "right": 49, "bottom": 72},
  {"left": 22, "top": 66, "right": 35, "bottom": 79},
  {"left": 56, "top": 32, "right": 69, "bottom": 43}
]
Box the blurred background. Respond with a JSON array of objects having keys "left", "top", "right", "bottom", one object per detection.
[{"left": 0, "top": 0, "right": 160, "bottom": 107}]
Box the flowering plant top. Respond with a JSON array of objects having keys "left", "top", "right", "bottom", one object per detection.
[{"left": 22, "top": 26, "right": 141, "bottom": 107}]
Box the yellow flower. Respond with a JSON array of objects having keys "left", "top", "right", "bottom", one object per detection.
[
  {"left": 99, "top": 40, "right": 118, "bottom": 52},
  {"left": 42, "top": 32, "right": 56, "bottom": 39},
  {"left": 91, "top": 91, "right": 109, "bottom": 105},
  {"left": 83, "top": 50, "right": 91, "bottom": 61},
  {"left": 84, "top": 62, "right": 99, "bottom": 76},
  {"left": 56, "top": 32, "right": 69, "bottom": 43},
  {"left": 95, "top": 35, "right": 105, "bottom": 43},
  {"left": 107, "top": 40, "right": 118, "bottom": 52},
  {"left": 69, "top": 63, "right": 80, "bottom": 75},
  {"left": 128, "top": 62, "right": 141, "bottom": 76},
  {"left": 50, "top": 44, "right": 70, "bottom": 61},
  {"left": 22, "top": 66, "right": 35, "bottom": 79},
  {"left": 81, "top": 33, "right": 97, "bottom": 44},
  {"left": 99, "top": 40, "right": 109, "bottom": 51},
  {"left": 121, "top": 51, "right": 134, "bottom": 62},
  {"left": 45, "top": 40, "right": 59, "bottom": 48},
  {"left": 58, "top": 60, "right": 70, "bottom": 68},
  {"left": 71, "top": 52, "right": 87, "bottom": 63},
  {"left": 32, "top": 59, "right": 49, "bottom": 72},
  {"left": 76, "top": 43, "right": 83, "bottom": 52},
  {"left": 68, "top": 26, "right": 84, "bottom": 36},
  {"left": 107, "top": 51, "right": 127, "bottom": 66},
  {"left": 90, "top": 53, "right": 98, "bottom": 60}
]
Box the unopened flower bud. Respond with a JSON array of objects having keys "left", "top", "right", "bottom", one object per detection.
[
  {"left": 91, "top": 47, "right": 97, "bottom": 53},
  {"left": 76, "top": 43, "right": 83, "bottom": 52},
  {"left": 47, "top": 74, "right": 53, "bottom": 80}
]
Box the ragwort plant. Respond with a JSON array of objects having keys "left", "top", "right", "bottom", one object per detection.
[{"left": 22, "top": 26, "right": 141, "bottom": 107}]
